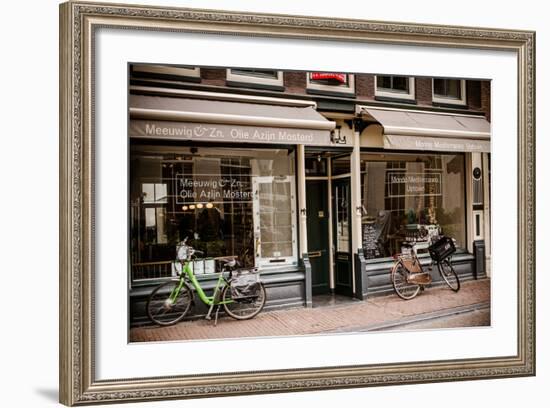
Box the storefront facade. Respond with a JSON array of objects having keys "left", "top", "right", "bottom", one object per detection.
[{"left": 128, "top": 67, "right": 491, "bottom": 325}]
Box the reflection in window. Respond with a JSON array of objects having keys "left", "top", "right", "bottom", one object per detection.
[
  {"left": 335, "top": 182, "right": 350, "bottom": 253},
  {"left": 360, "top": 153, "right": 465, "bottom": 260},
  {"left": 142, "top": 183, "right": 167, "bottom": 203},
  {"left": 130, "top": 146, "right": 296, "bottom": 280}
]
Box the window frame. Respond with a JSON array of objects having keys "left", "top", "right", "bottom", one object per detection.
[
  {"left": 374, "top": 75, "right": 416, "bottom": 101},
  {"left": 432, "top": 78, "right": 467, "bottom": 106},
  {"left": 306, "top": 72, "right": 355, "bottom": 95},
  {"left": 131, "top": 64, "right": 201, "bottom": 81},
  {"left": 226, "top": 68, "right": 284, "bottom": 88},
  {"left": 252, "top": 175, "right": 298, "bottom": 268}
]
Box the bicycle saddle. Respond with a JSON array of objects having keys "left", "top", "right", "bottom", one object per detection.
[{"left": 217, "top": 257, "right": 237, "bottom": 268}]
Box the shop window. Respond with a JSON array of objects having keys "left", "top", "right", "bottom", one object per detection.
[
  {"left": 432, "top": 79, "right": 467, "bottom": 105},
  {"left": 306, "top": 72, "right": 355, "bottom": 95},
  {"left": 375, "top": 75, "right": 415, "bottom": 101},
  {"left": 226, "top": 68, "right": 284, "bottom": 88},
  {"left": 130, "top": 146, "right": 297, "bottom": 281},
  {"left": 130, "top": 64, "right": 201, "bottom": 82},
  {"left": 305, "top": 155, "right": 328, "bottom": 177},
  {"left": 360, "top": 152, "right": 466, "bottom": 260}
]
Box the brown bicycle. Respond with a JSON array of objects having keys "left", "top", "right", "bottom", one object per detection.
[{"left": 391, "top": 236, "right": 460, "bottom": 300}]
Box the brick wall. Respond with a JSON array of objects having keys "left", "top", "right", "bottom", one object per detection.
[
  {"left": 356, "top": 74, "right": 374, "bottom": 98},
  {"left": 283, "top": 71, "right": 307, "bottom": 93},
  {"left": 200, "top": 68, "right": 226, "bottom": 86},
  {"left": 415, "top": 77, "right": 433, "bottom": 106}
]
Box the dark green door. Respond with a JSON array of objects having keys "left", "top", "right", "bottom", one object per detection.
[
  {"left": 333, "top": 178, "right": 353, "bottom": 296},
  {"left": 306, "top": 180, "right": 330, "bottom": 295}
]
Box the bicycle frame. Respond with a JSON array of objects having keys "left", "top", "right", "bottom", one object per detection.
[{"left": 173, "top": 260, "right": 234, "bottom": 307}]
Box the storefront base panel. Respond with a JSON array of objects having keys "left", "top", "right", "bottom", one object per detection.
[
  {"left": 129, "top": 270, "right": 306, "bottom": 327},
  {"left": 362, "top": 252, "right": 479, "bottom": 298}
]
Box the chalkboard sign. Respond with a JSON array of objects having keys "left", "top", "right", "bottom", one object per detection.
[{"left": 362, "top": 222, "right": 380, "bottom": 259}]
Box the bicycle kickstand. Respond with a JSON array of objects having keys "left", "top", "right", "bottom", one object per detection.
[
  {"left": 205, "top": 303, "right": 215, "bottom": 321},
  {"left": 214, "top": 305, "right": 220, "bottom": 327}
]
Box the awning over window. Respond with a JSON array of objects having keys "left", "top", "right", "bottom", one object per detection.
[
  {"left": 358, "top": 106, "right": 491, "bottom": 153},
  {"left": 129, "top": 93, "right": 336, "bottom": 146}
]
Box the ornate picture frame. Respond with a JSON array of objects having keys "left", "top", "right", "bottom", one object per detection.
[{"left": 59, "top": 1, "right": 535, "bottom": 405}]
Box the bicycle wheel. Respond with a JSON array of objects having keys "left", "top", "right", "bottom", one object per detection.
[
  {"left": 438, "top": 259, "right": 460, "bottom": 292},
  {"left": 146, "top": 280, "right": 193, "bottom": 326},
  {"left": 391, "top": 260, "right": 421, "bottom": 300},
  {"left": 222, "top": 282, "right": 266, "bottom": 320}
]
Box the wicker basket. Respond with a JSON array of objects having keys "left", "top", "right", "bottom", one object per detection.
[{"left": 428, "top": 236, "right": 456, "bottom": 262}]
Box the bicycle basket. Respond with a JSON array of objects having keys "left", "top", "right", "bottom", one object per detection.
[
  {"left": 230, "top": 268, "right": 260, "bottom": 300},
  {"left": 428, "top": 236, "right": 456, "bottom": 262}
]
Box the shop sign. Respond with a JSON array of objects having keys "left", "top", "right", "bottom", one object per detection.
[
  {"left": 130, "top": 120, "right": 333, "bottom": 146},
  {"left": 176, "top": 174, "right": 253, "bottom": 204},
  {"left": 386, "top": 172, "right": 442, "bottom": 197},
  {"left": 384, "top": 134, "right": 490, "bottom": 153},
  {"left": 310, "top": 72, "right": 347, "bottom": 83}
]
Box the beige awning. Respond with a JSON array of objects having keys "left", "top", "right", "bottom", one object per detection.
[
  {"left": 358, "top": 106, "right": 491, "bottom": 153},
  {"left": 129, "top": 94, "right": 336, "bottom": 146}
]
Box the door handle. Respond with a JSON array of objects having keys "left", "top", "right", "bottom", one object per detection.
[{"left": 308, "top": 251, "right": 322, "bottom": 258}]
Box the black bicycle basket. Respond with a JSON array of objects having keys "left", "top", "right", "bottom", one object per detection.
[
  {"left": 230, "top": 268, "right": 260, "bottom": 300},
  {"left": 428, "top": 236, "right": 456, "bottom": 262}
]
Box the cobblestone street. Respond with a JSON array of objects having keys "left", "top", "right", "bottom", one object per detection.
[{"left": 130, "top": 279, "right": 490, "bottom": 342}]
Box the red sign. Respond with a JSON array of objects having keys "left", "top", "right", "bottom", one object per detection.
[{"left": 310, "top": 72, "right": 347, "bottom": 83}]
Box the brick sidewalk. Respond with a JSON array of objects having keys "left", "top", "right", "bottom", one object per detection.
[{"left": 130, "top": 279, "right": 490, "bottom": 342}]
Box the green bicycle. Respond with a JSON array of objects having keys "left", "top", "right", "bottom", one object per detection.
[{"left": 146, "top": 239, "right": 266, "bottom": 326}]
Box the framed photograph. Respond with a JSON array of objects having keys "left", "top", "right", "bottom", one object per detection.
[{"left": 59, "top": 1, "right": 535, "bottom": 405}]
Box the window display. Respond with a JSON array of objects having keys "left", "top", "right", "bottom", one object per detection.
[
  {"left": 360, "top": 152, "right": 466, "bottom": 260},
  {"left": 130, "top": 145, "right": 296, "bottom": 280}
]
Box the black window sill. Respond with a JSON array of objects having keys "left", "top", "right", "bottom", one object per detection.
[
  {"left": 226, "top": 80, "right": 285, "bottom": 92},
  {"left": 374, "top": 95, "right": 417, "bottom": 105},
  {"left": 306, "top": 88, "right": 356, "bottom": 99},
  {"left": 130, "top": 72, "right": 202, "bottom": 84},
  {"left": 432, "top": 101, "right": 469, "bottom": 109}
]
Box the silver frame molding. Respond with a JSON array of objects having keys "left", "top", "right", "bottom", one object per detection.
[{"left": 59, "top": 1, "right": 536, "bottom": 405}]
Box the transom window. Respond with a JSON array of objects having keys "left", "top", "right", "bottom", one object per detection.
[
  {"left": 375, "top": 75, "right": 415, "bottom": 101},
  {"left": 432, "top": 79, "right": 467, "bottom": 105}
]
